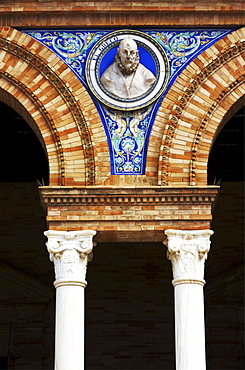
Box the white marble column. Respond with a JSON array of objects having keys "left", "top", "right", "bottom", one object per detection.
[
  {"left": 164, "top": 229, "right": 213, "bottom": 370},
  {"left": 44, "top": 230, "right": 96, "bottom": 370}
]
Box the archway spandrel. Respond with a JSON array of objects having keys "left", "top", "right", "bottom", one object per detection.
[{"left": 155, "top": 27, "right": 245, "bottom": 186}]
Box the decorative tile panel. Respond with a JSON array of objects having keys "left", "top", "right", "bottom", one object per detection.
[{"left": 22, "top": 28, "right": 233, "bottom": 175}]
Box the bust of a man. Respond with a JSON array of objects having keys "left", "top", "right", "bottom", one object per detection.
[{"left": 100, "top": 37, "right": 156, "bottom": 99}]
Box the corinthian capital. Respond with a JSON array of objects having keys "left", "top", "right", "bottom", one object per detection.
[
  {"left": 164, "top": 229, "right": 213, "bottom": 286},
  {"left": 44, "top": 230, "right": 96, "bottom": 288}
]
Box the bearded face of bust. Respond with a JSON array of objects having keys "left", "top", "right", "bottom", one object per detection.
[{"left": 116, "top": 38, "right": 140, "bottom": 75}]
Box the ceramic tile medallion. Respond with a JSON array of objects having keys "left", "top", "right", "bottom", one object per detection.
[
  {"left": 85, "top": 30, "right": 170, "bottom": 111},
  {"left": 22, "top": 28, "right": 234, "bottom": 175}
]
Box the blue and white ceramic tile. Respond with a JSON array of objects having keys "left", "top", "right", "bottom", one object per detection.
[{"left": 22, "top": 28, "right": 233, "bottom": 175}]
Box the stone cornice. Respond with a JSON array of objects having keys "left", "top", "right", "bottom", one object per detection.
[
  {"left": 0, "top": 3, "right": 244, "bottom": 27},
  {"left": 0, "top": 2, "right": 244, "bottom": 13},
  {"left": 39, "top": 186, "right": 219, "bottom": 208}
]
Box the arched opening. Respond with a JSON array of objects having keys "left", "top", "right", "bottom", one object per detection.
[
  {"left": 206, "top": 106, "right": 244, "bottom": 369},
  {"left": 0, "top": 102, "right": 49, "bottom": 183},
  {"left": 208, "top": 106, "right": 244, "bottom": 184},
  {"left": 0, "top": 102, "right": 54, "bottom": 369}
]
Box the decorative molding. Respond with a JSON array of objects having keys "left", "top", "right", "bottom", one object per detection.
[
  {"left": 164, "top": 229, "right": 213, "bottom": 286},
  {"left": 161, "top": 38, "right": 245, "bottom": 185},
  {"left": 0, "top": 33, "right": 95, "bottom": 185},
  {"left": 44, "top": 230, "right": 96, "bottom": 288},
  {"left": 0, "top": 6, "right": 244, "bottom": 28},
  {"left": 40, "top": 186, "right": 219, "bottom": 208}
]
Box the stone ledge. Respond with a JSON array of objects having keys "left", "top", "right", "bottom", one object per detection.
[{"left": 40, "top": 186, "right": 219, "bottom": 208}]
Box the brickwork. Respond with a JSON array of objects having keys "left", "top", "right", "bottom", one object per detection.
[
  {"left": 151, "top": 27, "right": 245, "bottom": 186},
  {"left": 0, "top": 24, "right": 241, "bottom": 239},
  {"left": 0, "top": 26, "right": 109, "bottom": 186},
  {"left": 40, "top": 186, "right": 219, "bottom": 242},
  {"left": 0, "top": 26, "right": 244, "bottom": 190}
]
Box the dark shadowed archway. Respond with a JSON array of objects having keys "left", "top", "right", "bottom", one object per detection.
[
  {"left": 0, "top": 102, "right": 54, "bottom": 369},
  {"left": 0, "top": 102, "right": 49, "bottom": 183},
  {"left": 206, "top": 106, "right": 244, "bottom": 369}
]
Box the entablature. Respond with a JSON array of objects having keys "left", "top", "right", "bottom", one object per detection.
[
  {"left": 39, "top": 186, "right": 219, "bottom": 242},
  {"left": 40, "top": 186, "right": 218, "bottom": 207}
]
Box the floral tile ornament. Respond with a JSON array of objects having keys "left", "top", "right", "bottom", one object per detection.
[{"left": 22, "top": 28, "right": 233, "bottom": 175}]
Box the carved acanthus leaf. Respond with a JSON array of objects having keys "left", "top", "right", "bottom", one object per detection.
[
  {"left": 165, "top": 230, "right": 213, "bottom": 283},
  {"left": 44, "top": 230, "right": 96, "bottom": 286}
]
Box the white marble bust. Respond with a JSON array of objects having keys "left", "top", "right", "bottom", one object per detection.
[{"left": 100, "top": 37, "right": 156, "bottom": 99}]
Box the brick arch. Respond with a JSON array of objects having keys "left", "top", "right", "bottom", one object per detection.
[
  {"left": 0, "top": 74, "right": 62, "bottom": 185},
  {"left": 189, "top": 80, "right": 244, "bottom": 186},
  {"left": 0, "top": 27, "right": 109, "bottom": 186},
  {"left": 147, "top": 27, "right": 245, "bottom": 186}
]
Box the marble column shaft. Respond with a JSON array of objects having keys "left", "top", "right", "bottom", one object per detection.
[
  {"left": 44, "top": 230, "right": 96, "bottom": 370},
  {"left": 165, "top": 229, "right": 213, "bottom": 370}
]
